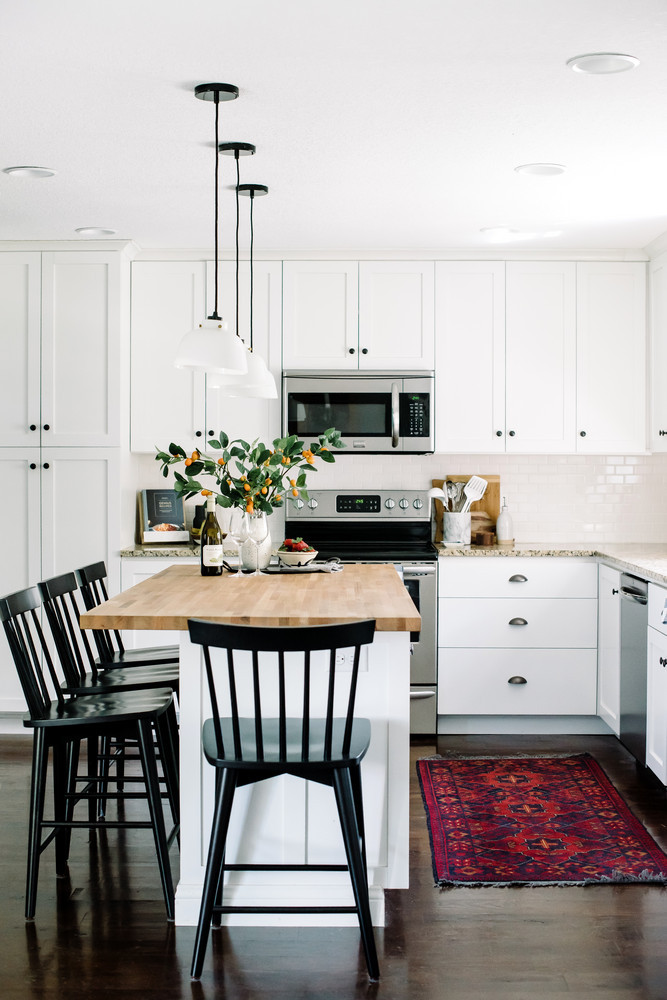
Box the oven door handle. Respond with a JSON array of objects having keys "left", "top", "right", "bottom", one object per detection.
[
  {"left": 402, "top": 565, "right": 436, "bottom": 578},
  {"left": 391, "top": 382, "right": 400, "bottom": 448}
]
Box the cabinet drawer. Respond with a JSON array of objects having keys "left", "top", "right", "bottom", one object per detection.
[
  {"left": 648, "top": 583, "right": 667, "bottom": 637},
  {"left": 439, "top": 597, "right": 597, "bottom": 648},
  {"left": 439, "top": 557, "right": 597, "bottom": 598},
  {"left": 438, "top": 648, "right": 598, "bottom": 715}
]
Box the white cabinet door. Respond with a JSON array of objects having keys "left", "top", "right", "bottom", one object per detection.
[
  {"left": 205, "top": 261, "right": 282, "bottom": 448},
  {"left": 435, "top": 262, "right": 505, "bottom": 452},
  {"left": 505, "top": 262, "right": 576, "bottom": 452},
  {"left": 0, "top": 253, "right": 41, "bottom": 447},
  {"left": 358, "top": 262, "right": 434, "bottom": 369},
  {"left": 131, "top": 261, "right": 207, "bottom": 452},
  {"left": 282, "top": 261, "right": 358, "bottom": 369},
  {"left": 0, "top": 449, "right": 41, "bottom": 713},
  {"left": 650, "top": 253, "right": 667, "bottom": 451},
  {"left": 576, "top": 262, "right": 646, "bottom": 453},
  {"left": 41, "top": 252, "right": 122, "bottom": 448},
  {"left": 647, "top": 627, "right": 667, "bottom": 783},
  {"left": 597, "top": 563, "right": 620, "bottom": 735},
  {"left": 40, "top": 448, "right": 120, "bottom": 592}
]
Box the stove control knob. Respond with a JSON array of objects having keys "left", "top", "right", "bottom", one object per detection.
[
  {"left": 413, "top": 498, "right": 424, "bottom": 510},
  {"left": 399, "top": 498, "right": 409, "bottom": 510},
  {"left": 294, "top": 498, "right": 304, "bottom": 510},
  {"left": 385, "top": 498, "right": 395, "bottom": 510},
  {"left": 307, "top": 498, "right": 318, "bottom": 510}
]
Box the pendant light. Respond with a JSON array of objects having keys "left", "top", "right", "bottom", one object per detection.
[
  {"left": 209, "top": 161, "right": 276, "bottom": 397},
  {"left": 174, "top": 84, "right": 248, "bottom": 375}
]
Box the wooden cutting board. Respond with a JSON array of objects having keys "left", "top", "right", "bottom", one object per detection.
[{"left": 432, "top": 475, "right": 501, "bottom": 543}]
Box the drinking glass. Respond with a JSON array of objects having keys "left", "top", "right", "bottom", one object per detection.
[
  {"left": 228, "top": 507, "right": 249, "bottom": 577},
  {"left": 244, "top": 510, "right": 269, "bottom": 576}
]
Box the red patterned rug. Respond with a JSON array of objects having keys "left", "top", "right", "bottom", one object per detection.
[{"left": 417, "top": 754, "right": 667, "bottom": 887}]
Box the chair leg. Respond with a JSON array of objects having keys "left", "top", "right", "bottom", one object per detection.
[
  {"left": 332, "top": 768, "right": 380, "bottom": 982},
  {"left": 25, "top": 729, "right": 49, "bottom": 920},
  {"left": 155, "top": 707, "right": 180, "bottom": 831},
  {"left": 52, "top": 742, "right": 71, "bottom": 875},
  {"left": 136, "top": 717, "right": 175, "bottom": 920},
  {"left": 61, "top": 740, "right": 80, "bottom": 866},
  {"left": 191, "top": 769, "right": 238, "bottom": 981},
  {"left": 349, "top": 762, "right": 368, "bottom": 874}
]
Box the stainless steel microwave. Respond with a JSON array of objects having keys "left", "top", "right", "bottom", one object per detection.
[{"left": 282, "top": 371, "right": 435, "bottom": 453}]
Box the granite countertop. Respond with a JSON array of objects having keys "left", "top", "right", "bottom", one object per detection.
[
  {"left": 436, "top": 541, "right": 667, "bottom": 588},
  {"left": 120, "top": 544, "right": 200, "bottom": 558}
]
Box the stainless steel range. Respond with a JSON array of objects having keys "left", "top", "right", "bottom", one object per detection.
[{"left": 285, "top": 489, "right": 438, "bottom": 734}]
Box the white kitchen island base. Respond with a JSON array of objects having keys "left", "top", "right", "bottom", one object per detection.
[{"left": 175, "top": 629, "right": 411, "bottom": 927}]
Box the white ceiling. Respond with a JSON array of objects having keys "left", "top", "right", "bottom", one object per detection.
[{"left": 4, "top": 0, "right": 667, "bottom": 251}]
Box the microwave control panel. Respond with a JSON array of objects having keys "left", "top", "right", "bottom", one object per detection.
[{"left": 400, "top": 393, "right": 430, "bottom": 437}]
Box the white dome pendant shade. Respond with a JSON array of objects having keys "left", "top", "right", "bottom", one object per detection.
[
  {"left": 209, "top": 349, "right": 277, "bottom": 397},
  {"left": 174, "top": 82, "right": 248, "bottom": 375},
  {"left": 175, "top": 318, "right": 248, "bottom": 374}
]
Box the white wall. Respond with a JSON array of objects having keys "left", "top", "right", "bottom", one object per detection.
[{"left": 125, "top": 450, "right": 667, "bottom": 547}]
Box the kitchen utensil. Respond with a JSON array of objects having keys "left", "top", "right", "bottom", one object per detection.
[{"left": 461, "top": 476, "right": 488, "bottom": 513}]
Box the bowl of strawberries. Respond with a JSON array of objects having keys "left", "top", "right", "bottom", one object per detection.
[{"left": 278, "top": 537, "right": 318, "bottom": 567}]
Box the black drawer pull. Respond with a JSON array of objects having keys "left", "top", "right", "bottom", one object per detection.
[
  {"left": 509, "top": 617, "right": 528, "bottom": 626},
  {"left": 509, "top": 574, "right": 527, "bottom": 583},
  {"left": 660, "top": 657, "right": 667, "bottom": 668},
  {"left": 508, "top": 675, "right": 527, "bottom": 685}
]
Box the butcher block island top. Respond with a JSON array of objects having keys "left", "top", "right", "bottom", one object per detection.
[{"left": 80, "top": 562, "right": 421, "bottom": 632}]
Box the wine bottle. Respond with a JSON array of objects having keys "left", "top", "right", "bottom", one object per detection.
[{"left": 200, "top": 496, "right": 225, "bottom": 576}]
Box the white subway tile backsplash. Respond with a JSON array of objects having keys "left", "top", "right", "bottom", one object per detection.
[{"left": 127, "top": 449, "right": 667, "bottom": 546}]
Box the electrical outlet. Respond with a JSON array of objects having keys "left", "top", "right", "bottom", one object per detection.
[{"left": 334, "top": 648, "right": 368, "bottom": 671}]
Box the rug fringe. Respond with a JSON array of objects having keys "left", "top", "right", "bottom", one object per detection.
[{"left": 434, "top": 874, "right": 667, "bottom": 889}]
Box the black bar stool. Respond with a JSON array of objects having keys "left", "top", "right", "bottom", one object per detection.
[{"left": 187, "top": 616, "right": 379, "bottom": 982}]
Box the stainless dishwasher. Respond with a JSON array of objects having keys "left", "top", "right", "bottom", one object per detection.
[{"left": 619, "top": 573, "right": 649, "bottom": 765}]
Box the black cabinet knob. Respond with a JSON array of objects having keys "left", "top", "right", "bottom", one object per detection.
[
  {"left": 496, "top": 430, "right": 503, "bottom": 437},
  {"left": 29, "top": 463, "right": 37, "bottom": 470},
  {"left": 508, "top": 430, "right": 515, "bottom": 437},
  {"left": 43, "top": 424, "right": 50, "bottom": 431},
  {"left": 361, "top": 348, "right": 368, "bottom": 355},
  {"left": 579, "top": 430, "right": 586, "bottom": 437},
  {"left": 659, "top": 430, "right": 667, "bottom": 436},
  {"left": 660, "top": 657, "right": 667, "bottom": 667},
  {"left": 208, "top": 430, "right": 214, "bottom": 436},
  {"left": 612, "top": 588, "right": 619, "bottom": 595},
  {"left": 43, "top": 463, "right": 49, "bottom": 469},
  {"left": 348, "top": 348, "right": 356, "bottom": 355},
  {"left": 29, "top": 424, "right": 37, "bottom": 432},
  {"left": 195, "top": 430, "right": 202, "bottom": 437}
]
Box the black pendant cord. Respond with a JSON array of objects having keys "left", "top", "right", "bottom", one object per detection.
[
  {"left": 249, "top": 190, "right": 255, "bottom": 352},
  {"left": 210, "top": 93, "right": 221, "bottom": 321},
  {"left": 235, "top": 153, "right": 241, "bottom": 343}
]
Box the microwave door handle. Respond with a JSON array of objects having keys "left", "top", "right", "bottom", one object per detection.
[{"left": 391, "top": 383, "right": 400, "bottom": 448}]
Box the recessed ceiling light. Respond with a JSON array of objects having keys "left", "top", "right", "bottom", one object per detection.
[
  {"left": 566, "top": 52, "right": 640, "bottom": 75},
  {"left": 75, "top": 227, "right": 118, "bottom": 237},
  {"left": 3, "top": 165, "right": 56, "bottom": 178},
  {"left": 514, "top": 163, "right": 566, "bottom": 177}
]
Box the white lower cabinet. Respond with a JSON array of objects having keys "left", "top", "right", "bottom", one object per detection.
[
  {"left": 597, "top": 564, "right": 621, "bottom": 735},
  {"left": 647, "top": 583, "right": 667, "bottom": 782},
  {"left": 120, "top": 556, "right": 198, "bottom": 650},
  {"left": 438, "top": 557, "right": 599, "bottom": 719},
  {"left": 0, "top": 447, "right": 120, "bottom": 714}
]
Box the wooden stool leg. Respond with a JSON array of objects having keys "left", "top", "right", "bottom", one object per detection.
[
  {"left": 191, "top": 769, "right": 237, "bottom": 980},
  {"left": 25, "top": 729, "right": 49, "bottom": 920},
  {"left": 137, "top": 718, "right": 175, "bottom": 920},
  {"left": 332, "top": 768, "right": 380, "bottom": 982}
]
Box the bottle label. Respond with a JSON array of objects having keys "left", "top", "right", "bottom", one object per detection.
[{"left": 202, "top": 545, "right": 223, "bottom": 567}]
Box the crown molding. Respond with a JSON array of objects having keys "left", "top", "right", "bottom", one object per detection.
[{"left": 0, "top": 238, "right": 140, "bottom": 257}]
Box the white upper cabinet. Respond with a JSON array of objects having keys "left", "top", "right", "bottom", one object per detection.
[
  {"left": 282, "top": 260, "right": 434, "bottom": 370},
  {"left": 131, "top": 260, "right": 207, "bottom": 452},
  {"left": 357, "top": 262, "right": 434, "bottom": 369},
  {"left": 0, "top": 253, "right": 41, "bottom": 447},
  {"left": 435, "top": 262, "right": 506, "bottom": 452},
  {"left": 650, "top": 253, "right": 667, "bottom": 451},
  {"left": 131, "top": 260, "right": 282, "bottom": 453},
  {"left": 0, "top": 250, "right": 121, "bottom": 449},
  {"left": 505, "top": 262, "right": 577, "bottom": 453},
  {"left": 576, "top": 262, "right": 646, "bottom": 453},
  {"left": 282, "top": 261, "right": 359, "bottom": 369}
]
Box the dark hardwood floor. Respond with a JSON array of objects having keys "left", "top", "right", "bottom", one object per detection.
[{"left": 2, "top": 732, "right": 667, "bottom": 999}]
